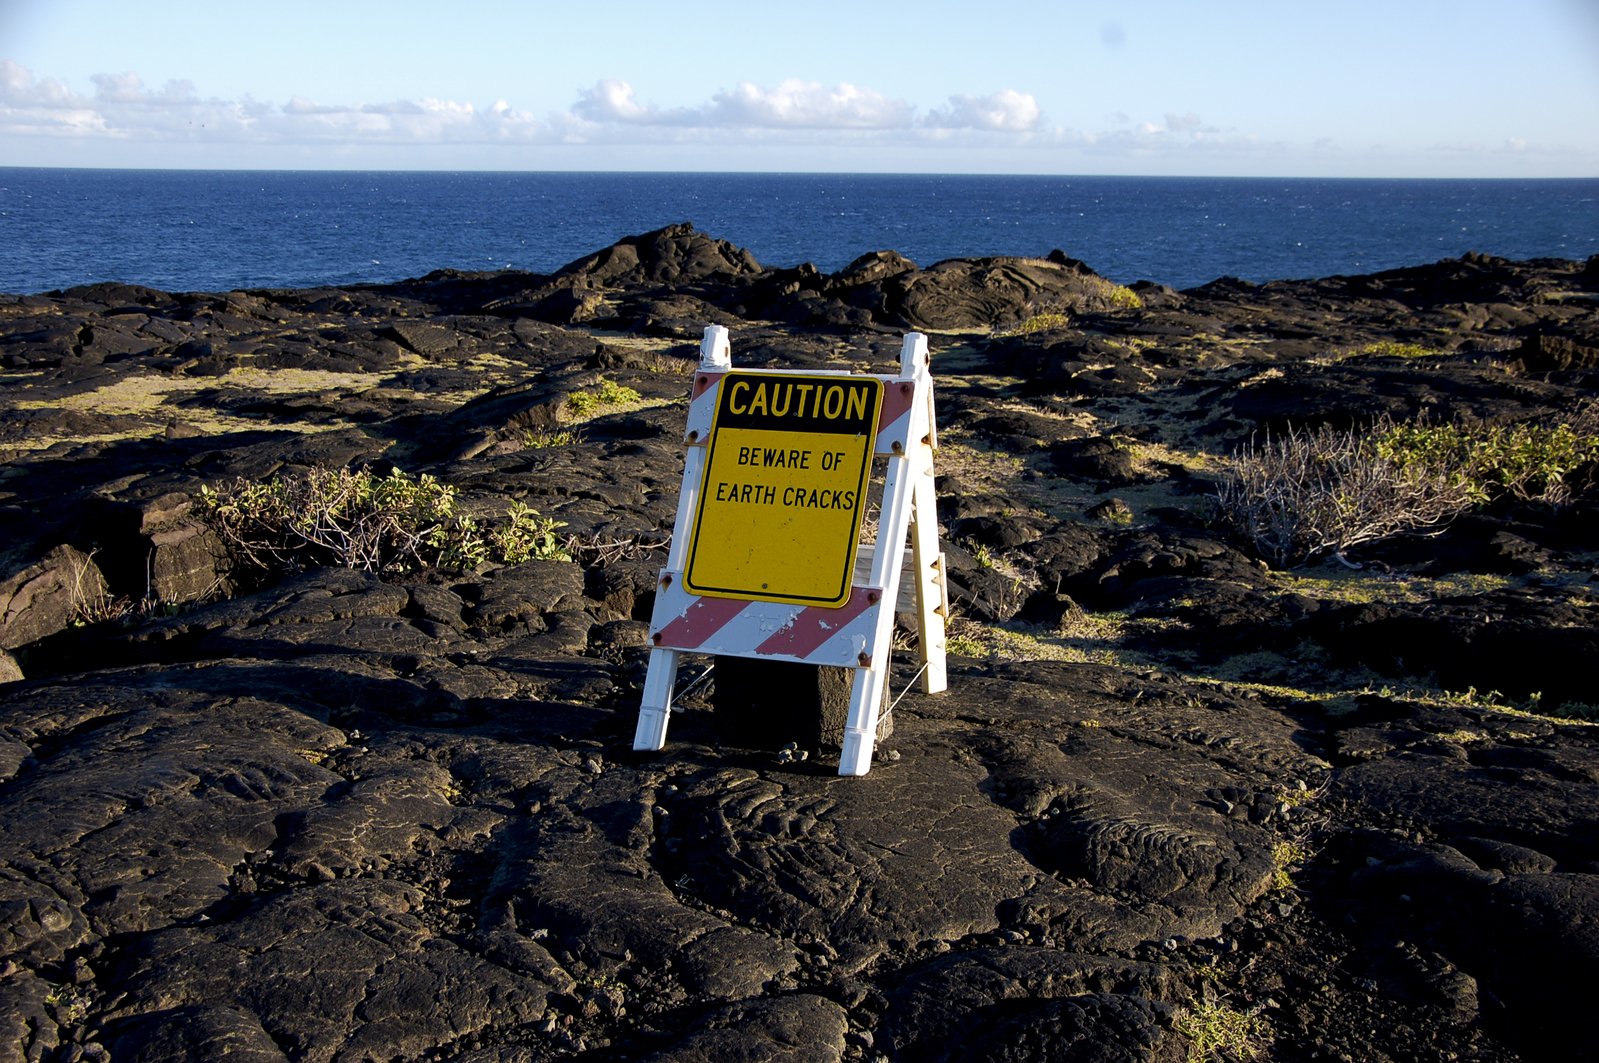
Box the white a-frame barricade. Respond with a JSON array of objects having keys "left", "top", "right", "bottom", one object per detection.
[{"left": 633, "top": 325, "right": 947, "bottom": 775}]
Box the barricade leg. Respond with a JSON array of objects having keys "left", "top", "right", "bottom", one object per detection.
[
  {"left": 909, "top": 456, "right": 948, "bottom": 695},
  {"left": 838, "top": 439, "right": 918, "bottom": 775},
  {"left": 634, "top": 647, "right": 680, "bottom": 750},
  {"left": 838, "top": 663, "right": 888, "bottom": 776}
]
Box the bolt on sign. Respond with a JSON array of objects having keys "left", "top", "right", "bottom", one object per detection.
[{"left": 685, "top": 372, "right": 883, "bottom": 607}]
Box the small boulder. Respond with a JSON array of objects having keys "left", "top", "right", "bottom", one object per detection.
[
  {"left": 0, "top": 545, "right": 108, "bottom": 650},
  {"left": 1505, "top": 332, "right": 1599, "bottom": 374},
  {"left": 147, "top": 523, "right": 231, "bottom": 603},
  {"left": 1048, "top": 437, "right": 1142, "bottom": 485}
]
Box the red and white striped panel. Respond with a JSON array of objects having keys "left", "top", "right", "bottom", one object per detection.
[
  {"left": 649, "top": 572, "right": 885, "bottom": 668},
  {"left": 682, "top": 371, "right": 919, "bottom": 456},
  {"left": 681, "top": 371, "right": 725, "bottom": 444}
]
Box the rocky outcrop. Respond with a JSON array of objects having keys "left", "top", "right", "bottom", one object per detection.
[
  {"left": 554, "top": 222, "right": 764, "bottom": 287},
  {"left": 1, "top": 236, "right": 1597, "bottom": 1061},
  {"left": 873, "top": 253, "right": 1142, "bottom": 330}
]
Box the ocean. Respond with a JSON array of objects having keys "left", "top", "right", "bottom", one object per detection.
[{"left": 1, "top": 168, "right": 1595, "bottom": 296}]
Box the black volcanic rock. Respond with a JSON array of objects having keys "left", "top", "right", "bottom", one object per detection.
[
  {"left": 1312, "top": 589, "right": 1599, "bottom": 709},
  {"left": 1046, "top": 435, "right": 1145, "bottom": 485},
  {"left": 835, "top": 249, "right": 918, "bottom": 286},
  {"left": 554, "top": 222, "right": 763, "bottom": 286},
  {"left": 1506, "top": 331, "right": 1599, "bottom": 375},
  {"left": 868, "top": 255, "right": 1136, "bottom": 331},
  {"left": 0, "top": 544, "right": 108, "bottom": 650},
  {"left": 1, "top": 238, "right": 1597, "bottom": 1062}
]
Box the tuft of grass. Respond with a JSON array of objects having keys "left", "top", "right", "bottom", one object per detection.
[
  {"left": 1370, "top": 683, "right": 1598, "bottom": 724},
  {"left": 70, "top": 591, "right": 136, "bottom": 629},
  {"left": 1358, "top": 340, "right": 1445, "bottom": 359},
  {"left": 1271, "top": 840, "right": 1309, "bottom": 891},
  {"left": 1085, "top": 276, "right": 1145, "bottom": 311},
  {"left": 1003, "top": 311, "right": 1072, "bottom": 335},
  {"left": 631, "top": 349, "right": 698, "bottom": 376},
  {"left": 945, "top": 630, "right": 987, "bottom": 657},
  {"left": 518, "top": 428, "right": 577, "bottom": 450},
  {"left": 1174, "top": 1001, "right": 1266, "bottom": 1062}
]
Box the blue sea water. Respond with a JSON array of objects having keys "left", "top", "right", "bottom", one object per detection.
[{"left": 0, "top": 168, "right": 1594, "bottom": 296}]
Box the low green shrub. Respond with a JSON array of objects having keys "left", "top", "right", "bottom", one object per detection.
[
  {"left": 198, "top": 466, "right": 570, "bottom": 583},
  {"left": 567, "top": 377, "right": 642, "bottom": 417},
  {"left": 1376, "top": 414, "right": 1599, "bottom": 506},
  {"left": 491, "top": 501, "right": 571, "bottom": 564}
]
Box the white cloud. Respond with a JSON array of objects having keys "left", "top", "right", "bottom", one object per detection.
[
  {"left": 926, "top": 90, "right": 1041, "bottom": 132},
  {"left": 283, "top": 96, "right": 352, "bottom": 116},
  {"left": 573, "top": 79, "right": 654, "bottom": 123},
  {"left": 2, "top": 59, "right": 1592, "bottom": 175},
  {"left": 706, "top": 80, "right": 915, "bottom": 129},
  {"left": 2, "top": 59, "right": 58, "bottom": 104},
  {"left": 91, "top": 71, "right": 199, "bottom": 106},
  {"left": 0, "top": 62, "right": 1038, "bottom": 151},
  {"left": 11, "top": 60, "right": 1316, "bottom": 170},
  {"left": 362, "top": 100, "right": 428, "bottom": 116},
  {"left": 572, "top": 78, "right": 918, "bottom": 130},
  {"left": 0, "top": 61, "right": 552, "bottom": 146},
  {"left": 1083, "top": 110, "right": 1257, "bottom": 155}
]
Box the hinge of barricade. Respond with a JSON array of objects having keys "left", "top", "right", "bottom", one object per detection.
[{"left": 633, "top": 324, "right": 947, "bottom": 776}]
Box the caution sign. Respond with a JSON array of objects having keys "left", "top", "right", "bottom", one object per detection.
[{"left": 685, "top": 372, "right": 883, "bottom": 607}]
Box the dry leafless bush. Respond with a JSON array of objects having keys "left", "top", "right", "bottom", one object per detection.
[
  {"left": 563, "top": 531, "right": 671, "bottom": 566},
  {"left": 1217, "top": 405, "right": 1599, "bottom": 568},
  {"left": 1215, "top": 419, "right": 1479, "bottom": 568}
]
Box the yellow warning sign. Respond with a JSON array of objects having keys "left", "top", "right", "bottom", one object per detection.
[{"left": 685, "top": 372, "right": 883, "bottom": 607}]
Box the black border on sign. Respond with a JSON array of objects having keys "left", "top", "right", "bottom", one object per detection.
[{"left": 684, "top": 372, "right": 883, "bottom": 607}]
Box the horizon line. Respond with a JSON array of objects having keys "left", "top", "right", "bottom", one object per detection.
[{"left": 3, "top": 164, "right": 1596, "bottom": 181}]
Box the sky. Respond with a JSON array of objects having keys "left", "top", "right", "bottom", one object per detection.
[{"left": 1, "top": 0, "right": 1597, "bottom": 177}]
